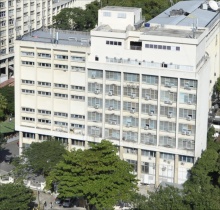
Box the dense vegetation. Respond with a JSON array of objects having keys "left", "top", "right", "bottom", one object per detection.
[
  {"left": 53, "top": 0, "right": 173, "bottom": 31},
  {"left": 0, "top": 86, "right": 14, "bottom": 117},
  {"left": 46, "top": 140, "right": 137, "bottom": 210}
]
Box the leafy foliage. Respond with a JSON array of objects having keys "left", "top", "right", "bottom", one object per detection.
[
  {"left": 0, "top": 86, "right": 14, "bottom": 116},
  {"left": 0, "top": 93, "right": 7, "bottom": 120},
  {"left": 0, "top": 183, "right": 34, "bottom": 210},
  {"left": 13, "top": 140, "right": 67, "bottom": 178},
  {"left": 46, "top": 140, "right": 138, "bottom": 210},
  {"left": 53, "top": 0, "right": 174, "bottom": 31}
]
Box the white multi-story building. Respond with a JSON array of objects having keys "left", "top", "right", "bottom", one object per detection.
[
  {"left": 0, "top": 0, "right": 91, "bottom": 83},
  {"left": 15, "top": 1, "right": 220, "bottom": 186}
]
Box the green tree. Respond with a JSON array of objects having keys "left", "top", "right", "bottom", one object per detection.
[
  {"left": 0, "top": 183, "right": 34, "bottom": 210},
  {"left": 145, "top": 185, "right": 188, "bottom": 210},
  {"left": 0, "top": 93, "right": 7, "bottom": 119},
  {"left": 215, "top": 77, "right": 220, "bottom": 99},
  {"left": 130, "top": 193, "right": 147, "bottom": 210},
  {"left": 0, "top": 86, "right": 15, "bottom": 116},
  {"left": 46, "top": 140, "right": 138, "bottom": 210},
  {"left": 13, "top": 140, "right": 67, "bottom": 178}
]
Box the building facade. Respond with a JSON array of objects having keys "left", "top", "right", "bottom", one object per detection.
[
  {"left": 0, "top": 0, "right": 88, "bottom": 83},
  {"left": 15, "top": 1, "right": 220, "bottom": 185}
]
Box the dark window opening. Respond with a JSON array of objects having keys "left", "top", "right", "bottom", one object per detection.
[
  {"left": 130, "top": 41, "right": 142, "bottom": 50},
  {"left": 95, "top": 56, "right": 99, "bottom": 61}
]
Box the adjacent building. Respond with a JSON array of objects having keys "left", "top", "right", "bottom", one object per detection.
[
  {"left": 15, "top": 0, "right": 220, "bottom": 185},
  {"left": 0, "top": 0, "right": 93, "bottom": 83}
]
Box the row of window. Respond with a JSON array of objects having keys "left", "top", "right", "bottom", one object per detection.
[
  {"left": 145, "top": 44, "right": 180, "bottom": 51},
  {"left": 106, "top": 40, "right": 122, "bottom": 46}
]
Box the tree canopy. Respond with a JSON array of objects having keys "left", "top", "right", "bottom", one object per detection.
[
  {"left": 0, "top": 183, "right": 34, "bottom": 210},
  {"left": 13, "top": 140, "right": 67, "bottom": 178},
  {"left": 53, "top": 0, "right": 174, "bottom": 31},
  {"left": 0, "top": 86, "right": 14, "bottom": 116},
  {"left": 46, "top": 140, "right": 138, "bottom": 210},
  {"left": 0, "top": 93, "right": 7, "bottom": 120}
]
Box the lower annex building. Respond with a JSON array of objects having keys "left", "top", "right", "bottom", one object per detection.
[{"left": 15, "top": 1, "right": 220, "bottom": 185}]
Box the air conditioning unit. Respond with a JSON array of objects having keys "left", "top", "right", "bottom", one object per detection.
[
  {"left": 181, "top": 162, "right": 184, "bottom": 165},
  {"left": 167, "top": 161, "right": 170, "bottom": 164},
  {"left": 131, "top": 93, "right": 136, "bottom": 99},
  {"left": 163, "top": 159, "right": 166, "bottom": 162},
  {"left": 162, "top": 167, "right": 166, "bottom": 171},
  {"left": 167, "top": 113, "right": 172, "bottom": 118},
  {"left": 182, "top": 130, "right": 186, "bottom": 135},
  {"left": 184, "top": 83, "right": 191, "bottom": 90},
  {"left": 94, "top": 104, "right": 99, "bottom": 109},
  {"left": 149, "top": 111, "right": 154, "bottom": 116},
  {"left": 94, "top": 90, "right": 100, "bottom": 94},
  {"left": 164, "top": 100, "right": 172, "bottom": 105},
  {"left": 148, "top": 157, "right": 152, "bottom": 160},
  {"left": 144, "top": 126, "right": 149, "bottom": 130},
  {"left": 126, "top": 123, "right": 131, "bottom": 127},
  {"left": 130, "top": 109, "right": 135, "bottom": 114},
  {"left": 108, "top": 91, "right": 113, "bottom": 96},
  {"left": 145, "top": 95, "right": 150, "bottom": 100},
  {"left": 165, "top": 83, "right": 171, "bottom": 88},
  {"left": 188, "top": 101, "right": 192, "bottom": 105},
  {"left": 108, "top": 106, "right": 114, "bottom": 111},
  {"left": 186, "top": 131, "right": 191, "bottom": 136},
  {"left": 112, "top": 121, "right": 117, "bottom": 125},
  {"left": 91, "top": 75, "right": 96, "bottom": 79},
  {"left": 187, "top": 116, "right": 192, "bottom": 121}
]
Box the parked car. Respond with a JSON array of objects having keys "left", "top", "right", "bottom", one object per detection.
[
  {"left": 63, "top": 198, "right": 74, "bottom": 208},
  {"left": 55, "top": 197, "right": 63, "bottom": 206}
]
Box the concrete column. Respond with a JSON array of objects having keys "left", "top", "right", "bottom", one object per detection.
[
  {"left": 5, "top": 59, "right": 9, "bottom": 79},
  {"left": 85, "top": 140, "right": 89, "bottom": 149},
  {"left": 155, "top": 151, "right": 160, "bottom": 187},
  {"left": 35, "top": 133, "right": 39, "bottom": 142},
  {"left": 174, "top": 154, "right": 179, "bottom": 184},
  {"left": 137, "top": 148, "right": 142, "bottom": 183},
  {"left": 19, "top": 131, "right": 23, "bottom": 155},
  {"left": 119, "top": 146, "right": 123, "bottom": 159},
  {"left": 68, "top": 138, "right": 72, "bottom": 151}
]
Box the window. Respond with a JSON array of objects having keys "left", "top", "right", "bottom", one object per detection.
[
  {"left": 88, "top": 97, "right": 102, "bottom": 107},
  {"left": 71, "top": 66, "right": 85, "bottom": 72},
  {"left": 23, "top": 132, "right": 35, "bottom": 139},
  {"left": 178, "top": 139, "right": 195, "bottom": 150},
  {"left": 142, "top": 89, "right": 158, "bottom": 100},
  {"left": 88, "top": 83, "right": 103, "bottom": 93},
  {"left": 118, "top": 13, "right": 126, "bottom": 18},
  {"left": 22, "top": 61, "right": 35, "bottom": 65},
  {"left": 141, "top": 119, "right": 157, "bottom": 130},
  {"left": 105, "top": 128, "right": 120, "bottom": 140},
  {"left": 145, "top": 43, "right": 180, "bottom": 51},
  {"left": 160, "top": 121, "right": 176, "bottom": 133},
  {"left": 124, "top": 73, "right": 139, "bottom": 82},
  {"left": 88, "top": 112, "right": 102, "bottom": 122},
  {"left": 179, "top": 93, "right": 197, "bottom": 104},
  {"left": 123, "top": 116, "right": 138, "bottom": 127},
  {"left": 38, "top": 53, "right": 51, "bottom": 58},
  {"left": 38, "top": 91, "right": 51, "bottom": 96},
  {"left": 160, "top": 91, "right": 177, "bottom": 103},
  {"left": 38, "top": 119, "right": 51, "bottom": 124},
  {"left": 54, "top": 93, "right": 68, "bottom": 98},
  {"left": 0, "top": 2, "right": 5, "bottom": 8},
  {"left": 55, "top": 55, "right": 68, "bottom": 60},
  {"left": 38, "top": 63, "right": 51, "bottom": 68},
  {"left": 180, "top": 79, "right": 197, "bottom": 89},
  {"left": 88, "top": 126, "right": 102, "bottom": 137},
  {"left": 21, "top": 80, "right": 34, "bottom": 85},
  {"left": 124, "top": 147, "right": 137, "bottom": 154},
  {"left": 123, "top": 131, "right": 138, "bottom": 142},
  {"left": 105, "top": 99, "right": 120, "bottom": 110},
  {"left": 71, "top": 114, "right": 85, "bottom": 120},
  {"left": 141, "top": 104, "right": 157, "bottom": 115},
  {"left": 22, "top": 89, "right": 35, "bottom": 94},
  {"left": 141, "top": 150, "right": 156, "bottom": 157},
  {"left": 106, "top": 40, "right": 122, "bottom": 46},
  {"left": 54, "top": 64, "right": 68, "bottom": 69},
  {"left": 70, "top": 123, "right": 85, "bottom": 129},
  {"left": 141, "top": 133, "right": 157, "bottom": 145},
  {"left": 0, "top": 11, "right": 6, "bottom": 17},
  {"left": 54, "top": 112, "right": 68, "bottom": 118},
  {"left": 71, "top": 85, "right": 85, "bottom": 91},
  {"left": 124, "top": 87, "right": 139, "bottom": 98},
  {"left": 71, "top": 56, "right": 85, "bottom": 62},
  {"left": 103, "top": 12, "right": 111, "bottom": 17},
  {"left": 21, "top": 51, "right": 35, "bottom": 57},
  {"left": 106, "top": 84, "right": 121, "bottom": 96},
  {"left": 71, "top": 95, "right": 85, "bottom": 101},
  {"left": 126, "top": 159, "right": 137, "bottom": 172},
  {"left": 161, "top": 77, "right": 178, "bottom": 87},
  {"left": 71, "top": 139, "right": 85, "bottom": 146},
  {"left": 159, "top": 136, "right": 176, "bottom": 148},
  {"left": 160, "top": 106, "right": 176, "bottom": 117},
  {"left": 38, "top": 109, "right": 51, "bottom": 115},
  {"left": 38, "top": 81, "right": 51, "bottom": 87},
  {"left": 179, "top": 108, "right": 196, "bottom": 120},
  {"left": 123, "top": 101, "right": 139, "bottom": 112},
  {"left": 54, "top": 83, "right": 68, "bottom": 89},
  {"left": 22, "top": 117, "right": 35, "bottom": 122},
  {"left": 106, "top": 71, "right": 121, "bottom": 81},
  {"left": 54, "top": 121, "right": 68, "bottom": 127},
  {"left": 142, "top": 75, "right": 158, "bottom": 85},
  {"left": 179, "top": 155, "right": 194, "bottom": 163},
  {"left": 160, "top": 153, "right": 174, "bottom": 160},
  {"left": 22, "top": 107, "right": 35, "bottom": 113},
  {"left": 179, "top": 123, "right": 195, "bottom": 135},
  {"left": 88, "top": 69, "right": 103, "bottom": 79}
]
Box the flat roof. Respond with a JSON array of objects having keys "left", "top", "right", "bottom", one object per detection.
[
  {"left": 19, "top": 29, "right": 91, "bottom": 47},
  {"left": 100, "top": 6, "right": 140, "bottom": 12},
  {"left": 53, "top": 0, "right": 72, "bottom": 8},
  {"left": 149, "top": 0, "right": 219, "bottom": 27}
]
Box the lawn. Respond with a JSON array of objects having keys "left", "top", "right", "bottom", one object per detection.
[{"left": 0, "top": 119, "right": 15, "bottom": 134}]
